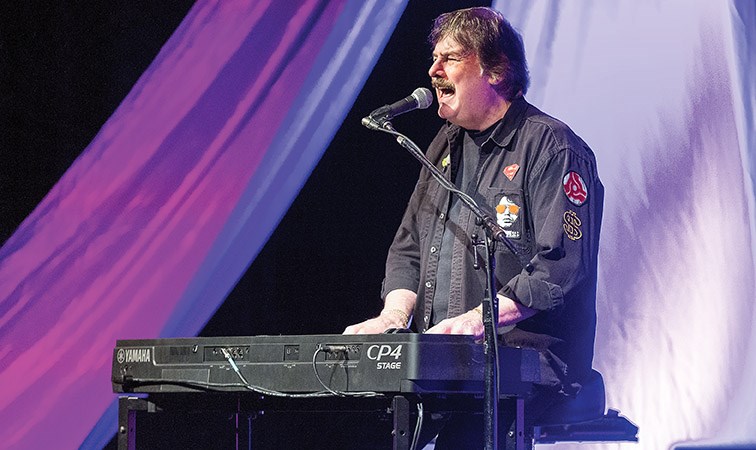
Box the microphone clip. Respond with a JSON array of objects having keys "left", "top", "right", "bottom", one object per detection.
[{"left": 361, "top": 115, "right": 391, "bottom": 131}]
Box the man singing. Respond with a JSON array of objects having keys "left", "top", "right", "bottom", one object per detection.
[{"left": 345, "top": 7, "right": 603, "bottom": 448}]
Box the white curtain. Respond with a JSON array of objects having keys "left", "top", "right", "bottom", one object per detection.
[{"left": 492, "top": 1, "right": 756, "bottom": 448}]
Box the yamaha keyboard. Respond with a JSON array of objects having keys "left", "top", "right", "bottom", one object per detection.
[{"left": 112, "top": 333, "right": 541, "bottom": 396}]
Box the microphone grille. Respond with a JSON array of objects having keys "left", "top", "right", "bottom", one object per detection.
[{"left": 412, "top": 87, "right": 434, "bottom": 109}]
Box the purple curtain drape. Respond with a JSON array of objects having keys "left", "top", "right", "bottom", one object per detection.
[
  {"left": 0, "top": 1, "right": 407, "bottom": 448},
  {"left": 493, "top": 0, "right": 756, "bottom": 448}
]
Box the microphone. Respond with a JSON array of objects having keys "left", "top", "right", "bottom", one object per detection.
[{"left": 362, "top": 88, "right": 433, "bottom": 129}]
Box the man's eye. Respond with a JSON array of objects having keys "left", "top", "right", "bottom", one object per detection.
[{"left": 431, "top": 56, "right": 456, "bottom": 64}]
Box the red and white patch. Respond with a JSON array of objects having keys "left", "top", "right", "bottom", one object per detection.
[
  {"left": 563, "top": 171, "right": 588, "bottom": 206},
  {"left": 503, "top": 164, "right": 520, "bottom": 181}
]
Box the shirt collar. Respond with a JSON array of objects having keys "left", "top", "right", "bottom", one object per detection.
[
  {"left": 444, "top": 96, "right": 529, "bottom": 150},
  {"left": 488, "top": 95, "right": 529, "bottom": 149},
  {"left": 446, "top": 96, "right": 529, "bottom": 148}
]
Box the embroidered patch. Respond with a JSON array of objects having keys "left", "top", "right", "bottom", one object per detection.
[
  {"left": 495, "top": 195, "right": 521, "bottom": 238},
  {"left": 563, "top": 171, "right": 588, "bottom": 206},
  {"left": 441, "top": 154, "right": 451, "bottom": 168},
  {"left": 503, "top": 164, "right": 520, "bottom": 181},
  {"left": 563, "top": 210, "right": 582, "bottom": 241}
]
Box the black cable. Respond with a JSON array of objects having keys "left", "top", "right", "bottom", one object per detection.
[
  {"left": 311, "top": 346, "right": 383, "bottom": 398},
  {"left": 113, "top": 347, "right": 385, "bottom": 399}
]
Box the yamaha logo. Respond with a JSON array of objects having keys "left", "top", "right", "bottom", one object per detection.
[{"left": 116, "top": 348, "right": 151, "bottom": 364}]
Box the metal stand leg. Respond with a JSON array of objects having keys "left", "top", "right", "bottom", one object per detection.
[
  {"left": 515, "top": 397, "right": 525, "bottom": 450},
  {"left": 117, "top": 396, "right": 149, "bottom": 450},
  {"left": 392, "top": 395, "right": 411, "bottom": 450}
]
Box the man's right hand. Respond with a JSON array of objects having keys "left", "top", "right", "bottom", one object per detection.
[
  {"left": 343, "top": 313, "right": 404, "bottom": 335},
  {"left": 342, "top": 288, "right": 417, "bottom": 335}
]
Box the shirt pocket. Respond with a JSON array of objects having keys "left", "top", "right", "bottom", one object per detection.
[
  {"left": 486, "top": 187, "right": 533, "bottom": 288},
  {"left": 485, "top": 188, "right": 527, "bottom": 243}
]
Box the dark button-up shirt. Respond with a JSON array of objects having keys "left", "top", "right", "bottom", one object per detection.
[{"left": 381, "top": 97, "right": 604, "bottom": 387}]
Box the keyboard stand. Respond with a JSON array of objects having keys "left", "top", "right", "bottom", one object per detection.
[{"left": 116, "top": 393, "right": 527, "bottom": 450}]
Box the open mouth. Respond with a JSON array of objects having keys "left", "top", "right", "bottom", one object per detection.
[{"left": 432, "top": 79, "right": 455, "bottom": 98}]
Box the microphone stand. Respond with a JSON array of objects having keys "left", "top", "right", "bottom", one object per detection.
[{"left": 363, "top": 117, "right": 524, "bottom": 450}]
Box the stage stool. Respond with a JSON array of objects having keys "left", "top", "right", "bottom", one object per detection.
[{"left": 530, "top": 370, "right": 639, "bottom": 445}]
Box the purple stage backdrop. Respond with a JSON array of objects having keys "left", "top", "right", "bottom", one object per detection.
[
  {"left": 493, "top": 0, "right": 756, "bottom": 448},
  {"left": 1, "top": 1, "right": 754, "bottom": 449},
  {"left": 0, "top": 1, "right": 408, "bottom": 448}
]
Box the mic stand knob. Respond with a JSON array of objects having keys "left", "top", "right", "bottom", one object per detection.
[{"left": 471, "top": 233, "right": 486, "bottom": 270}]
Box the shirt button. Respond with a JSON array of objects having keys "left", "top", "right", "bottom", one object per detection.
[
  {"left": 424, "top": 315, "right": 430, "bottom": 323},
  {"left": 430, "top": 246, "right": 437, "bottom": 253},
  {"left": 425, "top": 281, "right": 433, "bottom": 288},
  {"left": 439, "top": 213, "right": 445, "bottom": 219}
]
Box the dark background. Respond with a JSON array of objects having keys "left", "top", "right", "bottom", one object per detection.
[
  {"left": 1, "top": 1, "right": 486, "bottom": 447},
  {"left": 0, "top": 2, "right": 198, "bottom": 244}
]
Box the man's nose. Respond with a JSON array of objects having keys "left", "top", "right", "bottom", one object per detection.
[{"left": 428, "top": 59, "right": 444, "bottom": 78}]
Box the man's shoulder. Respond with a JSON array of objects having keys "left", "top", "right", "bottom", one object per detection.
[
  {"left": 521, "top": 104, "right": 576, "bottom": 140},
  {"left": 519, "top": 103, "right": 593, "bottom": 159}
]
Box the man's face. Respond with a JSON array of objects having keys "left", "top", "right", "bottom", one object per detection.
[{"left": 428, "top": 36, "right": 499, "bottom": 130}]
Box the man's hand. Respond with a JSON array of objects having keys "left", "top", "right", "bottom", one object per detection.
[
  {"left": 425, "top": 295, "right": 537, "bottom": 340},
  {"left": 343, "top": 313, "right": 404, "bottom": 335},
  {"left": 426, "top": 308, "right": 484, "bottom": 340},
  {"left": 343, "top": 288, "right": 416, "bottom": 335}
]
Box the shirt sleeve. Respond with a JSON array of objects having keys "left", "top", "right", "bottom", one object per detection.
[
  {"left": 381, "top": 126, "right": 450, "bottom": 299},
  {"left": 381, "top": 178, "right": 426, "bottom": 298},
  {"left": 501, "top": 141, "right": 604, "bottom": 311}
]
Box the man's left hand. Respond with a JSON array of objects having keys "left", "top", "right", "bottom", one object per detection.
[{"left": 425, "top": 309, "right": 484, "bottom": 340}]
